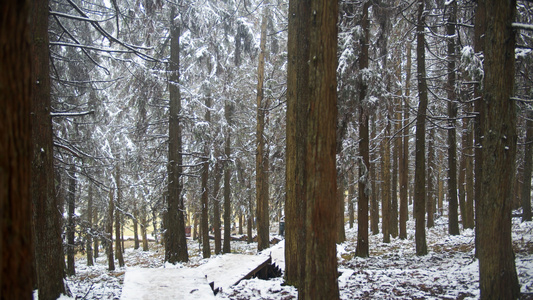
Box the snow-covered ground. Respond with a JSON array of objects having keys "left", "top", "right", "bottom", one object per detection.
[{"left": 58, "top": 213, "right": 533, "bottom": 300}]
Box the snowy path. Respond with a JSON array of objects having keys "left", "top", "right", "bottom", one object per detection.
[{"left": 120, "top": 267, "right": 215, "bottom": 300}]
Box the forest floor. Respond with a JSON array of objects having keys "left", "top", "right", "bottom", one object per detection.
[{"left": 59, "top": 213, "right": 533, "bottom": 300}]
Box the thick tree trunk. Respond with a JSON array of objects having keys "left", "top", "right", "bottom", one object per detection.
[
  {"left": 302, "top": 0, "right": 340, "bottom": 298},
  {"left": 414, "top": 0, "right": 428, "bottom": 256},
  {"left": 31, "top": 0, "right": 67, "bottom": 297},
  {"left": 256, "top": 7, "right": 270, "bottom": 252},
  {"left": 67, "top": 165, "right": 77, "bottom": 276},
  {"left": 446, "top": 1, "right": 459, "bottom": 235},
  {"left": 478, "top": 1, "right": 520, "bottom": 298},
  {"left": 356, "top": 0, "right": 370, "bottom": 258},
  {"left": 0, "top": 1, "right": 34, "bottom": 297},
  {"left": 165, "top": 6, "right": 188, "bottom": 263},
  {"left": 348, "top": 171, "right": 355, "bottom": 229},
  {"left": 133, "top": 202, "right": 140, "bottom": 250}
]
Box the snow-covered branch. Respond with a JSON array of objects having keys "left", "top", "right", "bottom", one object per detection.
[
  {"left": 51, "top": 111, "right": 95, "bottom": 118},
  {"left": 512, "top": 22, "right": 533, "bottom": 31}
]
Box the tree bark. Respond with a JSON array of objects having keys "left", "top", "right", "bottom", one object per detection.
[
  {"left": 86, "top": 182, "right": 94, "bottom": 265},
  {"left": 302, "top": 0, "right": 340, "bottom": 298},
  {"left": 381, "top": 111, "right": 391, "bottom": 244},
  {"left": 399, "top": 44, "right": 411, "bottom": 239},
  {"left": 107, "top": 188, "right": 115, "bottom": 271},
  {"left": 523, "top": 110, "right": 533, "bottom": 222},
  {"left": 165, "top": 6, "right": 188, "bottom": 263},
  {"left": 427, "top": 129, "right": 435, "bottom": 228},
  {"left": 414, "top": 0, "right": 428, "bottom": 256},
  {"left": 201, "top": 96, "right": 211, "bottom": 258},
  {"left": 0, "top": 1, "right": 34, "bottom": 297},
  {"left": 370, "top": 115, "right": 379, "bottom": 235},
  {"left": 478, "top": 0, "right": 520, "bottom": 298},
  {"left": 66, "top": 165, "right": 77, "bottom": 276},
  {"left": 213, "top": 159, "right": 222, "bottom": 254},
  {"left": 223, "top": 102, "right": 232, "bottom": 254},
  {"left": 446, "top": 1, "right": 459, "bottom": 235},
  {"left": 115, "top": 165, "right": 125, "bottom": 267},
  {"left": 31, "top": 0, "right": 67, "bottom": 297},
  {"left": 133, "top": 202, "right": 139, "bottom": 250},
  {"left": 256, "top": 5, "right": 270, "bottom": 252},
  {"left": 356, "top": 0, "right": 370, "bottom": 258}
]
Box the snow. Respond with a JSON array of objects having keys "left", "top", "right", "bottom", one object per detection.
[
  {"left": 57, "top": 212, "right": 533, "bottom": 300},
  {"left": 121, "top": 267, "right": 214, "bottom": 299}
]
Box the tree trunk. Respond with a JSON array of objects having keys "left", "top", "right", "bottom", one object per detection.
[
  {"left": 414, "top": 0, "right": 428, "bottom": 256},
  {"left": 427, "top": 129, "right": 435, "bottom": 228},
  {"left": 94, "top": 209, "right": 99, "bottom": 259},
  {"left": 31, "top": 0, "right": 67, "bottom": 297},
  {"left": 522, "top": 110, "right": 533, "bottom": 222},
  {"left": 165, "top": 6, "right": 188, "bottom": 263},
  {"left": 115, "top": 165, "right": 125, "bottom": 268},
  {"left": 256, "top": 6, "right": 270, "bottom": 252},
  {"left": 478, "top": 1, "right": 520, "bottom": 298},
  {"left": 337, "top": 173, "right": 346, "bottom": 243},
  {"left": 201, "top": 96, "right": 211, "bottom": 259},
  {"left": 107, "top": 188, "right": 115, "bottom": 271},
  {"left": 0, "top": 1, "right": 34, "bottom": 296},
  {"left": 399, "top": 44, "right": 411, "bottom": 239},
  {"left": 213, "top": 159, "right": 222, "bottom": 254},
  {"left": 86, "top": 183, "right": 94, "bottom": 266},
  {"left": 355, "top": 0, "right": 370, "bottom": 258},
  {"left": 381, "top": 111, "right": 391, "bottom": 244},
  {"left": 302, "top": 0, "right": 340, "bottom": 298},
  {"left": 348, "top": 171, "right": 355, "bottom": 229},
  {"left": 223, "top": 104, "right": 232, "bottom": 253},
  {"left": 446, "top": 1, "right": 459, "bottom": 236},
  {"left": 67, "top": 165, "right": 77, "bottom": 276},
  {"left": 133, "top": 202, "right": 140, "bottom": 250},
  {"left": 285, "top": 0, "right": 310, "bottom": 288},
  {"left": 370, "top": 115, "right": 379, "bottom": 235}
]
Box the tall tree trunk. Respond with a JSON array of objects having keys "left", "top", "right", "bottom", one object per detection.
[
  {"left": 446, "top": 1, "right": 460, "bottom": 235},
  {"left": 370, "top": 115, "right": 379, "bottom": 235},
  {"left": 94, "top": 209, "right": 99, "bottom": 258},
  {"left": 256, "top": 5, "right": 270, "bottom": 252},
  {"left": 381, "top": 112, "right": 391, "bottom": 244},
  {"left": 523, "top": 110, "right": 533, "bottom": 222},
  {"left": 302, "top": 0, "right": 340, "bottom": 298},
  {"left": 107, "top": 188, "right": 115, "bottom": 271},
  {"left": 464, "top": 105, "right": 475, "bottom": 229},
  {"left": 356, "top": 0, "right": 370, "bottom": 258},
  {"left": 165, "top": 6, "right": 188, "bottom": 263},
  {"left": 213, "top": 159, "right": 222, "bottom": 254},
  {"left": 0, "top": 1, "right": 34, "bottom": 296},
  {"left": 86, "top": 183, "right": 94, "bottom": 266},
  {"left": 67, "top": 165, "right": 77, "bottom": 276},
  {"left": 201, "top": 96, "right": 211, "bottom": 259},
  {"left": 427, "top": 129, "right": 434, "bottom": 228},
  {"left": 348, "top": 171, "right": 355, "bottom": 229},
  {"left": 133, "top": 202, "right": 140, "bottom": 250},
  {"left": 31, "top": 0, "right": 67, "bottom": 297},
  {"left": 223, "top": 104, "right": 232, "bottom": 253},
  {"left": 473, "top": 0, "right": 485, "bottom": 259},
  {"left": 414, "top": 0, "right": 428, "bottom": 256},
  {"left": 115, "top": 165, "right": 125, "bottom": 267},
  {"left": 140, "top": 204, "right": 149, "bottom": 251},
  {"left": 337, "top": 173, "right": 346, "bottom": 243},
  {"left": 478, "top": 0, "right": 519, "bottom": 298},
  {"left": 399, "top": 44, "right": 411, "bottom": 239}
]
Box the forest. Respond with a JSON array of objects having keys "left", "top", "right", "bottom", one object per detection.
[{"left": 1, "top": 0, "right": 533, "bottom": 299}]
